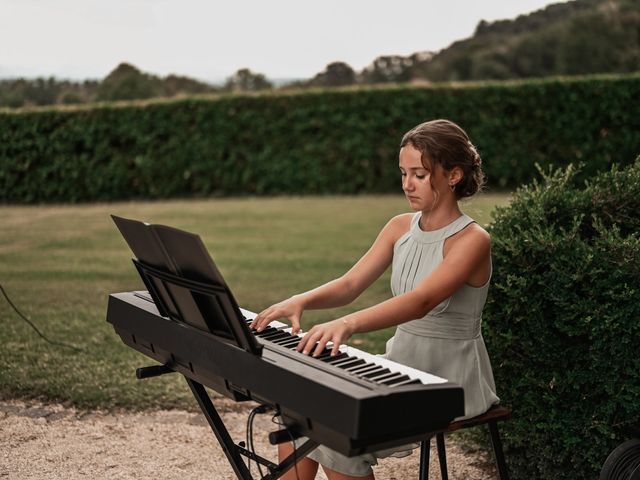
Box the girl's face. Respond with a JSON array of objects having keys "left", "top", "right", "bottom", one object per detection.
[{"left": 399, "top": 144, "right": 449, "bottom": 211}]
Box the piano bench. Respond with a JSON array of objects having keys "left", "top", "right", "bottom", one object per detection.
[{"left": 419, "top": 405, "right": 511, "bottom": 480}]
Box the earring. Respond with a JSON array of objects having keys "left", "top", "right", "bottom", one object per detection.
[{"left": 449, "top": 183, "right": 455, "bottom": 191}]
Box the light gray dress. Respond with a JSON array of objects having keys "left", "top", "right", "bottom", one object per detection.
[
  {"left": 300, "top": 212, "right": 499, "bottom": 477},
  {"left": 385, "top": 212, "right": 499, "bottom": 420}
]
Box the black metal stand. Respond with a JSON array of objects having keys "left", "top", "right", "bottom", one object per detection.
[
  {"left": 419, "top": 439, "right": 430, "bottom": 479},
  {"left": 137, "top": 364, "right": 319, "bottom": 480}
]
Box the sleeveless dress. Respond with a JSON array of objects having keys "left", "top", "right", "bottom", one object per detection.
[
  {"left": 385, "top": 212, "right": 499, "bottom": 420},
  {"left": 298, "top": 212, "right": 499, "bottom": 477}
]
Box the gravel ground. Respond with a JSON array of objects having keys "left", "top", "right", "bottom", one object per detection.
[{"left": 0, "top": 399, "right": 496, "bottom": 479}]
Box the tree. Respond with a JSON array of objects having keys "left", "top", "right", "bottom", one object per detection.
[
  {"left": 163, "top": 74, "right": 218, "bottom": 96},
  {"left": 224, "top": 68, "right": 272, "bottom": 92},
  {"left": 308, "top": 62, "right": 356, "bottom": 87},
  {"left": 360, "top": 55, "right": 414, "bottom": 84},
  {"left": 96, "top": 63, "right": 164, "bottom": 101}
]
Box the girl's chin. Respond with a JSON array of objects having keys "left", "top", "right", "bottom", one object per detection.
[{"left": 407, "top": 197, "right": 422, "bottom": 206}]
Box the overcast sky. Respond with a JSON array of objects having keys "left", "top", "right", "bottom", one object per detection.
[{"left": 1, "top": 0, "right": 570, "bottom": 83}]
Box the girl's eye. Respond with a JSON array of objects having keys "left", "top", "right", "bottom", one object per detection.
[
  {"left": 400, "top": 172, "right": 406, "bottom": 177},
  {"left": 416, "top": 174, "right": 426, "bottom": 180}
]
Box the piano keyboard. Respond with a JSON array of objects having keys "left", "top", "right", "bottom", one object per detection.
[
  {"left": 132, "top": 291, "right": 446, "bottom": 388},
  {"left": 239, "top": 308, "right": 448, "bottom": 388},
  {"left": 115, "top": 291, "right": 465, "bottom": 455}
]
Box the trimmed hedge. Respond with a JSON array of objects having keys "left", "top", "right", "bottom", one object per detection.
[
  {"left": 1, "top": 74, "right": 639, "bottom": 202},
  {"left": 484, "top": 159, "right": 640, "bottom": 479}
]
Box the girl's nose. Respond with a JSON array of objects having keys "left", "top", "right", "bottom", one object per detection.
[{"left": 403, "top": 176, "right": 413, "bottom": 191}]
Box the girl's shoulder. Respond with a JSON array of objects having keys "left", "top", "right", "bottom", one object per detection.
[
  {"left": 388, "top": 212, "right": 414, "bottom": 231},
  {"left": 381, "top": 213, "right": 414, "bottom": 244},
  {"left": 459, "top": 221, "right": 490, "bottom": 242},
  {"left": 445, "top": 220, "right": 491, "bottom": 255}
]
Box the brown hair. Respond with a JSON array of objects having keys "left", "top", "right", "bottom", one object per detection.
[{"left": 400, "top": 119, "right": 486, "bottom": 199}]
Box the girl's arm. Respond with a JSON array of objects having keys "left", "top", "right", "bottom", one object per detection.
[
  {"left": 297, "top": 224, "right": 491, "bottom": 355},
  {"left": 250, "top": 214, "right": 412, "bottom": 334}
]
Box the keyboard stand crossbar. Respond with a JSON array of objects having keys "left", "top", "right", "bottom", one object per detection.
[{"left": 137, "top": 364, "right": 319, "bottom": 480}]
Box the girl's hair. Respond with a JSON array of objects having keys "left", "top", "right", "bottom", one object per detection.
[{"left": 400, "top": 119, "right": 486, "bottom": 199}]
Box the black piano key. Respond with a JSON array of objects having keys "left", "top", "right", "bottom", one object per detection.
[
  {"left": 270, "top": 332, "right": 295, "bottom": 342},
  {"left": 270, "top": 331, "right": 295, "bottom": 341},
  {"left": 315, "top": 350, "right": 333, "bottom": 360},
  {"left": 259, "top": 327, "right": 286, "bottom": 336},
  {"left": 349, "top": 363, "right": 379, "bottom": 375},
  {"left": 391, "top": 377, "right": 423, "bottom": 387},
  {"left": 321, "top": 352, "right": 349, "bottom": 363},
  {"left": 335, "top": 358, "right": 366, "bottom": 370},
  {"left": 372, "top": 372, "right": 404, "bottom": 383},
  {"left": 344, "top": 363, "right": 372, "bottom": 373},
  {"left": 260, "top": 334, "right": 289, "bottom": 343},
  {"left": 383, "top": 375, "right": 413, "bottom": 386},
  {"left": 274, "top": 337, "right": 300, "bottom": 346},
  {"left": 330, "top": 356, "right": 357, "bottom": 366},
  {"left": 259, "top": 330, "right": 290, "bottom": 340},
  {"left": 382, "top": 374, "right": 411, "bottom": 386},
  {"left": 362, "top": 368, "right": 390, "bottom": 379},
  {"left": 358, "top": 366, "right": 385, "bottom": 377}
]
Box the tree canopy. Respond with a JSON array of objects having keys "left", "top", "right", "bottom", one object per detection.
[{"left": 1, "top": 0, "right": 638, "bottom": 108}]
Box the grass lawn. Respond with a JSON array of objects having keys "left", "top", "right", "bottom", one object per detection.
[{"left": 0, "top": 194, "right": 510, "bottom": 411}]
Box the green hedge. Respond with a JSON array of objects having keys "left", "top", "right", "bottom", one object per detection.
[
  {"left": 484, "top": 159, "right": 640, "bottom": 479},
  {"left": 1, "top": 74, "right": 639, "bottom": 202}
]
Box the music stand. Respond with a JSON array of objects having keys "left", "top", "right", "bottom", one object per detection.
[{"left": 112, "top": 215, "right": 260, "bottom": 355}]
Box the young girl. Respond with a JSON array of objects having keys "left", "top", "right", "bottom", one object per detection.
[{"left": 250, "top": 119, "right": 499, "bottom": 480}]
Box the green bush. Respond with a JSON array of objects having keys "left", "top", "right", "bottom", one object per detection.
[
  {"left": 1, "top": 74, "right": 639, "bottom": 203},
  {"left": 484, "top": 158, "right": 640, "bottom": 479}
]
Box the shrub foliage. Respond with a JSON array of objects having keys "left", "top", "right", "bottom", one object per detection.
[
  {"left": 1, "top": 75, "right": 639, "bottom": 202},
  {"left": 484, "top": 158, "right": 640, "bottom": 479}
]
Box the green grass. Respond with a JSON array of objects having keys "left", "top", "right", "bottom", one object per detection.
[{"left": 0, "top": 194, "right": 510, "bottom": 410}]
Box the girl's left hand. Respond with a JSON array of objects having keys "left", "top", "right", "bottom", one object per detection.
[{"left": 296, "top": 317, "right": 355, "bottom": 357}]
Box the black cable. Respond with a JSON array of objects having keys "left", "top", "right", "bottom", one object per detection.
[
  {"left": 246, "top": 406, "right": 266, "bottom": 478},
  {"left": 246, "top": 409, "right": 255, "bottom": 475},
  {"left": 0, "top": 282, "right": 84, "bottom": 353},
  {"left": 249, "top": 405, "right": 271, "bottom": 479}
]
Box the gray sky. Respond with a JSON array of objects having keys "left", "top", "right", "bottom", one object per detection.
[{"left": 1, "top": 0, "right": 570, "bottom": 83}]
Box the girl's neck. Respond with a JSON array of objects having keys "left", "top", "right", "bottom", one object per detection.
[{"left": 418, "top": 203, "right": 462, "bottom": 231}]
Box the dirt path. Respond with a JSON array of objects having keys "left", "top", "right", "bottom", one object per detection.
[{"left": 0, "top": 399, "right": 495, "bottom": 479}]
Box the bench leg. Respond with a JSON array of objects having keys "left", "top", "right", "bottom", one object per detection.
[
  {"left": 419, "top": 439, "right": 430, "bottom": 480},
  {"left": 488, "top": 421, "right": 510, "bottom": 480},
  {"left": 436, "top": 433, "right": 449, "bottom": 480}
]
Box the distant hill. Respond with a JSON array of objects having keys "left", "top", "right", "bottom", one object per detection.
[
  {"left": 409, "top": 0, "right": 640, "bottom": 81},
  {"left": 2, "top": 0, "right": 639, "bottom": 107},
  {"left": 288, "top": 0, "right": 639, "bottom": 88}
]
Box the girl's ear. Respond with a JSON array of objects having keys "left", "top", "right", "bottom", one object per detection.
[{"left": 449, "top": 166, "right": 464, "bottom": 187}]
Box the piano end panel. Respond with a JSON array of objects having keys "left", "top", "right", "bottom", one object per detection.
[{"left": 358, "top": 383, "right": 464, "bottom": 440}]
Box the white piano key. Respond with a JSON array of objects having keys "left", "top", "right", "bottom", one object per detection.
[{"left": 338, "top": 345, "right": 448, "bottom": 385}]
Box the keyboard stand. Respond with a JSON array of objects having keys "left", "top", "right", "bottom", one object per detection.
[{"left": 137, "top": 364, "right": 320, "bottom": 480}]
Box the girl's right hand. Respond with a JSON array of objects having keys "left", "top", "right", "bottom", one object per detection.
[{"left": 250, "top": 295, "right": 305, "bottom": 335}]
